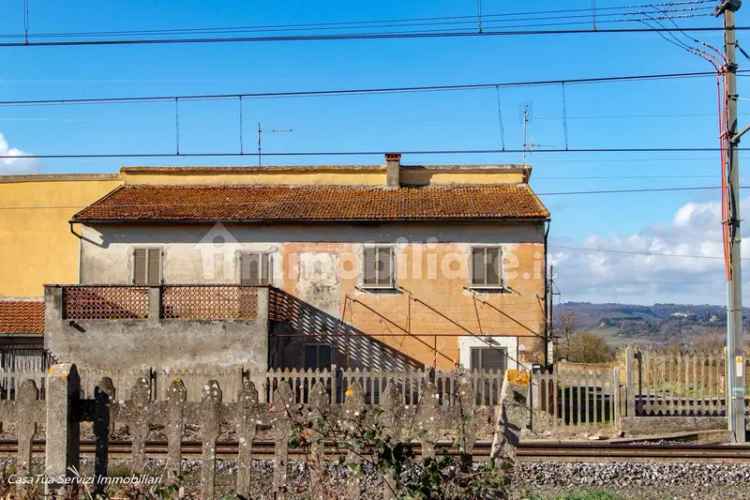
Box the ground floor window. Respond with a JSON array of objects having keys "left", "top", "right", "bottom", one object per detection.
[
  {"left": 304, "top": 344, "right": 333, "bottom": 369},
  {"left": 470, "top": 346, "right": 507, "bottom": 372}
]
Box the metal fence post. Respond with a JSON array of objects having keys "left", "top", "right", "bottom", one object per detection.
[{"left": 625, "top": 347, "right": 635, "bottom": 417}]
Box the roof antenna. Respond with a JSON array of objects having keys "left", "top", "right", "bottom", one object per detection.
[
  {"left": 257, "top": 122, "right": 293, "bottom": 167},
  {"left": 521, "top": 103, "right": 532, "bottom": 162}
]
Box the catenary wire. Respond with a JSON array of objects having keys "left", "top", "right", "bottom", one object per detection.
[
  {"left": 2, "top": 147, "right": 749, "bottom": 160},
  {"left": 0, "top": 0, "right": 713, "bottom": 39},
  {"left": 0, "top": 26, "right": 738, "bottom": 48},
  {"left": 0, "top": 70, "right": 742, "bottom": 107},
  {"left": 0, "top": 185, "right": 744, "bottom": 211}
]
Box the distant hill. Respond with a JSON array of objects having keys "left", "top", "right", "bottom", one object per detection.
[{"left": 553, "top": 302, "right": 749, "bottom": 348}]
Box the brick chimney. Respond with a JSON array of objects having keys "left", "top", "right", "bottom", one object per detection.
[{"left": 385, "top": 152, "right": 401, "bottom": 188}]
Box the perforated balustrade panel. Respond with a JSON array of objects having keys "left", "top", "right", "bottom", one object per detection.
[
  {"left": 161, "top": 286, "right": 258, "bottom": 320},
  {"left": 63, "top": 286, "right": 150, "bottom": 320}
]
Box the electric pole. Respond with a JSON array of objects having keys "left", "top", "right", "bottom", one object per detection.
[{"left": 716, "top": 0, "right": 746, "bottom": 443}]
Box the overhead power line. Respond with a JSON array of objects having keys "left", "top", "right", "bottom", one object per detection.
[
  {"left": 0, "top": 27, "right": 736, "bottom": 48},
  {"left": 0, "top": 185, "right": 742, "bottom": 211},
  {"left": 1, "top": 0, "right": 713, "bottom": 39},
  {"left": 2, "top": 147, "right": 748, "bottom": 160},
  {"left": 539, "top": 186, "right": 749, "bottom": 195},
  {"left": 0, "top": 1, "right": 720, "bottom": 47},
  {"left": 552, "top": 244, "right": 750, "bottom": 261},
  {"left": 0, "top": 16, "right": 736, "bottom": 48},
  {"left": 0, "top": 69, "right": 743, "bottom": 107}
]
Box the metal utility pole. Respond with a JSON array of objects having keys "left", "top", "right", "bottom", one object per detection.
[{"left": 716, "top": 0, "right": 746, "bottom": 443}]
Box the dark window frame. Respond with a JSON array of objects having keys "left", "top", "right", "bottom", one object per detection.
[
  {"left": 469, "top": 246, "right": 504, "bottom": 289},
  {"left": 469, "top": 346, "right": 508, "bottom": 372},
  {"left": 239, "top": 251, "right": 273, "bottom": 286},
  {"left": 361, "top": 245, "right": 396, "bottom": 289},
  {"left": 304, "top": 343, "right": 333, "bottom": 370}
]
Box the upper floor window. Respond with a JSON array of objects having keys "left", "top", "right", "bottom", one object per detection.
[
  {"left": 133, "top": 248, "right": 162, "bottom": 285},
  {"left": 362, "top": 245, "right": 395, "bottom": 289},
  {"left": 471, "top": 246, "right": 502, "bottom": 288},
  {"left": 240, "top": 252, "right": 272, "bottom": 286}
]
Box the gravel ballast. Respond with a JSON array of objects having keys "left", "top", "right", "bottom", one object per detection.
[{"left": 514, "top": 462, "right": 750, "bottom": 499}]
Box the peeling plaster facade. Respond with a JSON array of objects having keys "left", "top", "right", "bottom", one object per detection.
[
  {"left": 74, "top": 222, "right": 545, "bottom": 370},
  {"left": 29, "top": 161, "right": 549, "bottom": 372}
]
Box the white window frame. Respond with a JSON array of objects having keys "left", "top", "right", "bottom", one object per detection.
[
  {"left": 469, "top": 245, "right": 504, "bottom": 290},
  {"left": 459, "top": 335, "right": 520, "bottom": 370},
  {"left": 361, "top": 244, "right": 396, "bottom": 290}
]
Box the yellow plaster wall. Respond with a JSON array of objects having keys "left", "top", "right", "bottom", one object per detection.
[
  {"left": 0, "top": 176, "right": 122, "bottom": 297},
  {"left": 0, "top": 163, "right": 536, "bottom": 300},
  {"left": 280, "top": 241, "right": 545, "bottom": 370},
  {"left": 120, "top": 167, "right": 388, "bottom": 186},
  {"left": 400, "top": 169, "right": 527, "bottom": 186}
]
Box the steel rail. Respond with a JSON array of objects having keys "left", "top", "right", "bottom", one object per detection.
[{"left": 4, "top": 439, "right": 750, "bottom": 462}]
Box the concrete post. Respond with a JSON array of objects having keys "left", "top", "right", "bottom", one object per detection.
[
  {"left": 94, "top": 377, "right": 115, "bottom": 497},
  {"left": 45, "top": 363, "right": 81, "bottom": 496},
  {"left": 148, "top": 286, "right": 161, "bottom": 322}
]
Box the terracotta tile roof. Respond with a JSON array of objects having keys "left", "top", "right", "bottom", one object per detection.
[
  {"left": 0, "top": 301, "right": 44, "bottom": 335},
  {"left": 72, "top": 184, "right": 549, "bottom": 223}
]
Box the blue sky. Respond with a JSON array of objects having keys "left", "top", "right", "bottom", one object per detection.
[{"left": 0, "top": 0, "right": 747, "bottom": 304}]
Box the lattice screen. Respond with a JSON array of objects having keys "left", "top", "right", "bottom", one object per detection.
[
  {"left": 63, "top": 287, "right": 150, "bottom": 320},
  {"left": 161, "top": 286, "right": 257, "bottom": 320}
]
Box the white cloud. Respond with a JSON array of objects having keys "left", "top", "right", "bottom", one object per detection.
[
  {"left": 552, "top": 197, "right": 750, "bottom": 305},
  {"left": 0, "top": 133, "right": 37, "bottom": 174}
]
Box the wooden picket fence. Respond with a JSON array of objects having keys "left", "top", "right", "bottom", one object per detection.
[{"left": 529, "top": 367, "right": 624, "bottom": 433}]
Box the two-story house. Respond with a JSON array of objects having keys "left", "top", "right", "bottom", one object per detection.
[{"left": 43, "top": 154, "right": 550, "bottom": 375}]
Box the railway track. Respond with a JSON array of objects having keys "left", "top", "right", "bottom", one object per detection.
[
  {"left": 516, "top": 442, "right": 750, "bottom": 463},
  {"left": 0, "top": 439, "right": 494, "bottom": 458},
  {"left": 2, "top": 439, "right": 750, "bottom": 463}
]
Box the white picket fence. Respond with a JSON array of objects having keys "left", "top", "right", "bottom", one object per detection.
[{"left": 0, "top": 366, "right": 505, "bottom": 407}]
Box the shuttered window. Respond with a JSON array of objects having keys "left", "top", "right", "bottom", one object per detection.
[
  {"left": 362, "top": 246, "right": 395, "bottom": 288},
  {"left": 240, "top": 252, "right": 272, "bottom": 285},
  {"left": 470, "top": 247, "right": 502, "bottom": 287},
  {"left": 133, "top": 248, "right": 162, "bottom": 285},
  {"left": 470, "top": 347, "right": 507, "bottom": 372}
]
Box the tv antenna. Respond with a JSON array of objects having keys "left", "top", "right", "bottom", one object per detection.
[
  {"left": 520, "top": 103, "right": 537, "bottom": 162},
  {"left": 257, "top": 122, "right": 293, "bottom": 167}
]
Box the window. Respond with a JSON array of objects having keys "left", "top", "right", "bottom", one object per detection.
[
  {"left": 471, "top": 246, "right": 502, "bottom": 288},
  {"left": 133, "top": 248, "right": 162, "bottom": 285},
  {"left": 470, "top": 347, "right": 507, "bottom": 372},
  {"left": 304, "top": 344, "right": 332, "bottom": 369},
  {"left": 362, "top": 246, "right": 395, "bottom": 288},
  {"left": 239, "top": 252, "right": 272, "bottom": 285}
]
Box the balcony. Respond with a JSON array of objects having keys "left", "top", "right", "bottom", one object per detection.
[
  {"left": 44, "top": 284, "right": 269, "bottom": 373},
  {"left": 56, "top": 284, "right": 264, "bottom": 321}
]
